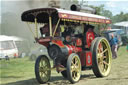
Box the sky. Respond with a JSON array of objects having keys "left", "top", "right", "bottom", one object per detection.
[
  {"left": 1, "top": 0, "right": 128, "bottom": 15},
  {"left": 0, "top": 0, "right": 128, "bottom": 24},
  {"left": 84, "top": 0, "right": 128, "bottom": 15}
]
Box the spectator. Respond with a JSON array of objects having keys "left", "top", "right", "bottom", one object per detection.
[
  {"left": 110, "top": 34, "right": 119, "bottom": 59},
  {"left": 5, "top": 55, "right": 9, "bottom": 60}
]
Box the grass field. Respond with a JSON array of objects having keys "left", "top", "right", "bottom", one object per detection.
[
  {"left": 0, "top": 46, "right": 128, "bottom": 85},
  {"left": 0, "top": 58, "right": 35, "bottom": 85}
]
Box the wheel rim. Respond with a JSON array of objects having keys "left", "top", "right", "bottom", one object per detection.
[
  {"left": 39, "top": 57, "right": 51, "bottom": 82},
  {"left": 97, "top": 39, "right": 111, "bottom": 76},
  {"left": 70, "top": 55, "right": 81, "bottom": 82}
]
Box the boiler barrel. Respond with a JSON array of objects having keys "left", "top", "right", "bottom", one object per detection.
[{"left": 48, "top": 44, "right": 82, "bottom": 60}]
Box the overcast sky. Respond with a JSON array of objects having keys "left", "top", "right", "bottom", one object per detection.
[
  {"left": 1, "top": 0, "right": 128, "bottom": 15},
  {"left": 0, "top": 0, "right": 128, "bottom": 24},
  {"left": 82, "top": 0, "right": 128, "bottom": 15}
]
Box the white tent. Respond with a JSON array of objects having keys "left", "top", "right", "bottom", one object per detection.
[
  {"left": 0, "top": 35, "right": 24, "bottom": 41},
  {"left": 114, "top": 21, "right": 128, "bottom": 27},
  {"left": 114, "top": 21, "right": 128, "bottom": 35}
]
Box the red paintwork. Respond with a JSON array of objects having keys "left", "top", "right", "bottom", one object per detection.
[
  {"left": 79, "top": 51, "right": 92, "bottom": 67},
  {"left": 39, "top": 42, "right": 50, "bottom": 47},
  {"left": 38, "top": 38, "right": 51, "bottom": 47},
  {"left": 59, "top": 13, "right": 111, "bottom": 24},
  {"left": 86, "top": 51, "right": 92, "bottom": 66},
  {"left": 86, "top": 31, "right": 95, "bottom": 48},
  {"left": 66, "top": 45, "right": 82, "bottom": 55},
  {"left": 52, "top": 40, "right": 65, "bottom": 47},
  {"left": 79, "top": 51, "right": 86, "bottom": 66},
  {"left": 76, "top": 38, "right": 82, "bottom": 46},
  {"left": 66, "top": 45, "right": 73, "bottom": 55},
  {"left": 38, "top": 37, "right": 64, "bottom": 47}
]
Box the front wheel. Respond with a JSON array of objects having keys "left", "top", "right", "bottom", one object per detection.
[
  {"left": 67, "top": 53, "right": 81, "bottom": 84},
  {"left": 35, "top": 55, "right": 51, "bottom": 84},
  {"left": 92, "top": 37, "right": 112, "bottom": 77}
]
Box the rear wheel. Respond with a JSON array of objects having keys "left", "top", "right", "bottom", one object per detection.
[
  {"left": 92, "top": 37, "right": 112, "bottom": 77},
  {"left": 90, "top": 37, "right": 98, "bottom": 53},
  {"left": 67, "top": 53, "right": 81, "bottom": 83},
  {"left": 35, "top": 55, "right": 51, "bottom": 84}
]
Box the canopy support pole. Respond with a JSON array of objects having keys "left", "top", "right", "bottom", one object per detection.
[
  {"left": 34, "top": 18, "right": 38, "bottom": 38},
  {"left": 53, "top": 19, "right": 60, "bottom": 37},
  {"left": 49, "top": 15, "right": 52, "bottom": 36}
]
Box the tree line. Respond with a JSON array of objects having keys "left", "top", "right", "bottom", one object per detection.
[{"left": 89, "top": 4, "right": 128, "bottom": 24}]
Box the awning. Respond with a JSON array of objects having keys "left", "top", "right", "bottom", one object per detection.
[
  {"left": 21, "top": 8, "right": 111, "bottom": 24},
  {"left": 114, "top": 21, "right": 128, "bottom": 27}
]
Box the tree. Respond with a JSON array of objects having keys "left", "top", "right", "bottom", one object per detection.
[
  {"left": 102, "top": 9, "right": 113, "bottom": 19},
  {"left": 89, "top": 4, "right": 113, "bottom": 19},
  {"left": 112, "top": 12, "right": 128, "bottom": 23}
]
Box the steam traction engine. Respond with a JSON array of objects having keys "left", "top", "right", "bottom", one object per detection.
[{"left": 21, "top": 7, "right": 112, "bottom": 84}]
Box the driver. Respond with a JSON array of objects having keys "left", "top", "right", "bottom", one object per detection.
[
  {"left": 62, "top": 27, "right": 74, "bottom": 45},
  {"left": 40, "top": 24, "right": 49, "bottom": 37},
  {"left": 63, "top": 34, "right": 72, "bottom": 44}
]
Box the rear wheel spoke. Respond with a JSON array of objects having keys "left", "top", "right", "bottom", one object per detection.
[
  {"left": 71, "top": 61, "right": 75, "bottom": 66},
  {"left": 99, "top": 61, "right": 104, "bottom": 71},
  {"left": 103, "top": 56, "right": 107, "bottom": 59},
  {"left": 103, "top": 61, "right": 108, "bottom": 66},
  {"left": 97, "top": 54, "right": 102, "bottom": 59},
  {"left": 102, "top": 49, "right": 108, "bottom": 54}
]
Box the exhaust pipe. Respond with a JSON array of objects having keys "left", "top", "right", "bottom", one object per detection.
[
  {"left": 70, "top": 4, "right": 96, "bottom": 14},
  {"left": 70, "top": 4, "right": 81, "bottom": 11}
]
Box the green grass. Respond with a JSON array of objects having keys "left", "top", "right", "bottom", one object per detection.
[
  {"left": 0, "top": 46, "right": 127, "bottom": 85},
  {"left": 118, "top": 46, "right": 127, "bottom": 57},
  {"left": 0, "top": 57, "right": 57, "bottom": 85},
  {"left": 0, "top": 57, "right": 35, "bottom": 85}
]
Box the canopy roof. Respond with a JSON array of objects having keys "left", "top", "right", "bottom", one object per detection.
[
  {"left": 114, "top": 21, "right": 128, "bottom": 27},
  {"left": 21, "top": 8, "right": 111, "bottom": 24}
]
